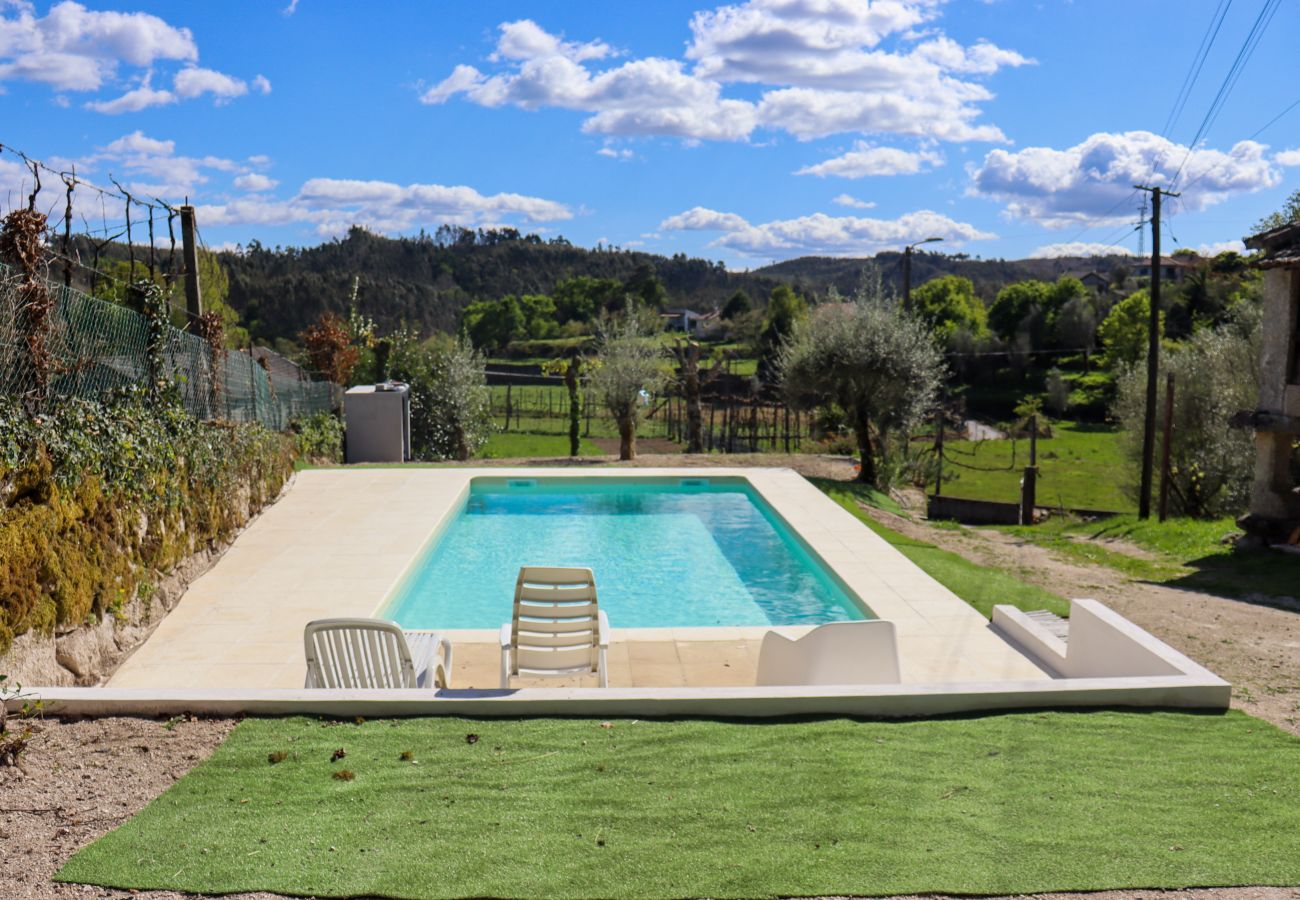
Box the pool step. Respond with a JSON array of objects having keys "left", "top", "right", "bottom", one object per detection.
[{"left": 1024, "top": 609, "right": 1069, "bottom": 642}]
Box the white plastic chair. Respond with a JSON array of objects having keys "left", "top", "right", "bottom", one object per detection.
[
  {"left": 755, "top": 620, "right": 900, "bottom": 686},
  {"left": 500, "top": 567, "right": 610, "bottom": 688},
  {"left": 304, "top": 618, "right": 452, "bottom": 689}
]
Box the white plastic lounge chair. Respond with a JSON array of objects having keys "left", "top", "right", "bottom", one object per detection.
[
  {"left": 500, "top": 567, "right": 610, "bottom": 688},
  {"left": 304, "top": 618, "right": 452, "bottom": 689},
  {"left": 755, "top": 620, "right": 900, "bottom": 686}
]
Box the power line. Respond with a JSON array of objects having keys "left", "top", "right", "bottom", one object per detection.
[
  {"left": 1162, "top": 0, "right": 1234, "bottom": 138},
  {"left": 1171, "top": 0, "right": 1282, "bottom": 188}
]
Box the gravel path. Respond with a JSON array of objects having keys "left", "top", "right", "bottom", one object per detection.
[{"left": 3, "top": 454, "right": 1297, "bottom": 898}]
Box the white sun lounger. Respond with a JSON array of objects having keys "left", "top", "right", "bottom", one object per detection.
[
  {"left": 500, "top": 566, "right": 610, "bottom": 688},
  {"left": 304, "top": 618, "right": 452, "bottom": 689},
  {"left": 755, "top": 620, "right": 900, "bottom": 686}
]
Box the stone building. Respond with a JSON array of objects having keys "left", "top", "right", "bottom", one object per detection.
[{"left": 1235, "top": 223, "right": 1300, "bottom": 543}]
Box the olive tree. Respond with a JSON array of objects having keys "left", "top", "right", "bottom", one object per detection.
[
  {"left": 591, "top": 318, "right": 665, "bottom": 460},
  {"left": 779, "top": 295, "right": 943, "bottom": 486},
  {"left": 1112, "top": 303, "right": 1260, "bottom": 517},
  {"left": 389, "top": 332, "right": 493, "bottom": 461}
]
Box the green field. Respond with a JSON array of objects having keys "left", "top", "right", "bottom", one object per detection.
[
  {"left": 477, "top": 432, "right": 603, "bottom": 459},
  {"left": 58, "top": 712, "right": 1300, "bottom": 899},
  {"left": 939, "top": 422, "right": 1132, "bottom": 512}
]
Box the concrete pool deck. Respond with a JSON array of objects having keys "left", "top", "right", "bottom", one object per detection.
[{"left": 109, "top": 467, "right": 1051, "bottom": 690}]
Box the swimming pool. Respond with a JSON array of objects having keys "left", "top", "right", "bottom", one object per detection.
[{"left": 384, "top": 477, "right": 871, "bottom": 629}]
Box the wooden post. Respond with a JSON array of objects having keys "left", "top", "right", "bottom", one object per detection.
[
  {"left": 504, "top": 383, "right": 512, "bottom": 433},
  {"left": 934, "top": 414, "right": 945, "bottom": 497},
  {"left": 179, "top": 205, "right": 203, "bottom": 326},
  {"left": 1159, "top": 371, "right": 1175, "bottom": 522},
  {"left": 1019, "top": 414, "right": 1038, "bottom": 525}
]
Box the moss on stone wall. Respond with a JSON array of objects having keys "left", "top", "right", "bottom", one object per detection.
[{"left": 0, "top": 393, "right": 295, "bottom": 654}]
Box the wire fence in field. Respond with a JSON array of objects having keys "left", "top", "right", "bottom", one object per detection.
[
  {"left": 487, "top": 372, "right": 818, "bottom": 452},
  {"left": 1, "top": 263, "right": 336, "bottom": 430}
]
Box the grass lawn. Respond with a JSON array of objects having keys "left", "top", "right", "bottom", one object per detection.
[
  {"left": 58, "top": 711, "right": 1300, "bottom": 899},
  {"left": 814, "top": 479, "right": 1070, "bottom": 618},
  {"left": 940, "top": 422, "right": 1132, "bottom": 512},
  {"left": 1001, "top": 514, "right": 1300, "bottom": 602},
  {"left": 476, "top": 431, "right": 603, "bottom": 459}
]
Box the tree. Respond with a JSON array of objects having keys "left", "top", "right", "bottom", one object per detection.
[
  {"left": 758, "top": 284, "right": 807, "bottom": 376},
  {"left": 721, "top": 289, "right": 751, "bottom": 320},
  {"left": 1112, "top": 303, "right": 1260, "bottom": 517},
  {"left": 988, "top": 279, "right": 1049, "bottom": 340},
  {"left": 542, "top": 350, "right": 596, "bottom": 457},
  {"left": 779, "top": 295, "right": 943, "bottom": 486},
  {"left": 591, "top": 317, "right": 665, "bottom": 460},
  {"left": 388, "top": 332, "right": 493, "bottom": 460},
  {"left": 554, "top": 276, "right": 623, "bottom": 324},
  {"left": 1054, "top": 295, "right": 1099, "bottom": 361},
  {"left": 1099, "top": 289, "right": 1161, "bottom": 368},
  {"left": 910, "top": 275, "right": 987, "bottom": 344},
  {"left": 300, "top": 312, "right": 360, "bottom": 384},
  {"left": 667, "top": 338, "right": 723, "bottom": 453},
  {"left": 1253, "top": 187, "right": 1300, "bottom": 234}
]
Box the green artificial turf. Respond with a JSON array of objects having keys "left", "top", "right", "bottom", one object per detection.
[
  {"left": 58, "top": 712, "right": 1300, "bottom": 899},
  {"left": 814, "top": 479, "right": 1070, "bottom": 618}
]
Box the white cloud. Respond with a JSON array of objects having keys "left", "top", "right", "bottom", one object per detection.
[
  {"left": 233, "top": 172, "right": 278, "bottom": 192},
  {"left": 971, "top": 131, "right": 1281, "bottom": 228},
  {"left": 424, "top": 3, "right": 1025, "bottom": 145},
  {"left": 283, "top": 0, "right": 300, "bottom": 15},
  {"left": 1028, "top": 242, "right": 1138, "bottom": 259},
  {"left": 660, "top": 205, "right": 994, "bottom": 259},
  {"left": 77, "top": 130, "right": 237, "bottom": 197},
  {"left": 252, "top": 73, "right": 271, "bottom": 94},
  {"left": 797, "top": 143, "right": 943, "bottom": 178},
  {"left": 0, "top": 1, "right": 260, "bottom": 111},
  {"left": 85, "top": 80, "right": 173, "bottom": 113},
  {"left": 201, "top": 177, "right": 572, "bottom": 237},
  {"left": 1275, "top": 148, "right": 1300, "bottom": 167},
  {"left": 1196, "top": 240, "right": 1248, "bottom": 256},
  {"left": 659, "top": 206, "right": 751, "bottom": 232},
  {"left": 491, "top": 19, "right": 611, "bottom": 64},
  {"left": 833, "top": 193, "right": 876, "bottom": 209},
  {"left": 596, "top": 147, "right": 634, "bottom": 160},
  {"left": 173, "top": 65, "right": 247, "bottom": 101}
]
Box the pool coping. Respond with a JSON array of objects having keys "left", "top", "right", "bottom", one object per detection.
[{"left": 81, "top": 467, "right": 1231, "bottom": 712}]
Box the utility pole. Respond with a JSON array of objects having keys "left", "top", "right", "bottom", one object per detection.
[
  {"left": 902, "top": 236, "right": 943, "bottom": 310},
  {"left": 1158, "top": 371, "right": 1176, "bottom": 522},
  {"left": 179, "top": 204, "right": 203, "bottom": 326},
  {"left": 1133, "top": 184, "right": 1180, "bottom": 520}
]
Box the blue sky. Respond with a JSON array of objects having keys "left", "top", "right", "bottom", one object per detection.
[{"left": 1, "top": 0, "right": 1298, "bottom": 269}]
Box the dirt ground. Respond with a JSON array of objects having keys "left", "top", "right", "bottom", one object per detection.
[{"left": 3, "top": 452, "right": 1298, "bottom": 899}]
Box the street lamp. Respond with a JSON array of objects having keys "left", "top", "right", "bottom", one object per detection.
[{"left": 902, "top": 236, "right": 944, "bottom": 310}]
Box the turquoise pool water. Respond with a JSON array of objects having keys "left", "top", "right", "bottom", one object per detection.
[{"left": 384, "top": 477, "right": 870, "bottom": 629}]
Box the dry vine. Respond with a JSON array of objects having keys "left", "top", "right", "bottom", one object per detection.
[{"left": 0, "top": 208, "right": 52, "bottom": 413}]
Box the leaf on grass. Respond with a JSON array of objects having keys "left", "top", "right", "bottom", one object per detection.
[
  {"left": 465, "top": 733, "right": 479, "bottom": 744},
  {"left": 330, "top": 748, "right": 346, "bottom": 762},
  {"left": 399, "top": 750, "right": 414, "bottom": 762},
  {"left": 332, "top": 770, "right": 355, "bottom": 781},
  {"left": 267, "top": 751, "right": 288, "bottom": 765}
]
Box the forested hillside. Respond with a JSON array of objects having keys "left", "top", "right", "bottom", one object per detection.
[
  {"left": 755, "top": 251, "right": 1137, "bottom": 302},
  {"left": 216, "top": 227, "right": 784, "bottom": 342}
]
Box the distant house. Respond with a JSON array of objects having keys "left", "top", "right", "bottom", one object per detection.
[
  {"left": 1068, "top": 271, "right": 1111, "bottom": 293},
  {"left": 661, "top": 308, "right": 719, "bottom": 335},
  {"left": 1133, "top": 255, "right": 1199, "bottom": 283}
]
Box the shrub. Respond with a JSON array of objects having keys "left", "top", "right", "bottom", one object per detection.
[
  {"left": 292, "top": 412, "right": 343, "bottom": 464},
  {"left": 1112, "top": 304, "right": 1260, "bottom": 517},
  {"left": 0, "top": 391, "right": 295, "bottom": 653}
]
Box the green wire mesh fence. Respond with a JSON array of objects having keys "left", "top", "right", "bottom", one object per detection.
[{"left": 1, "top": 263, "right": 336, "bottom": 430}]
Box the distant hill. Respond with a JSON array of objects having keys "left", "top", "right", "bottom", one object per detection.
[
  {"left": 753, "top": 252, "right": 1137, "bottom": 301},
  {"left": 65, "top": 226, "right": 1138, "bottom": 342},
  {"left": 215, "top": 227, "right": 785, "bottom": 342}
]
